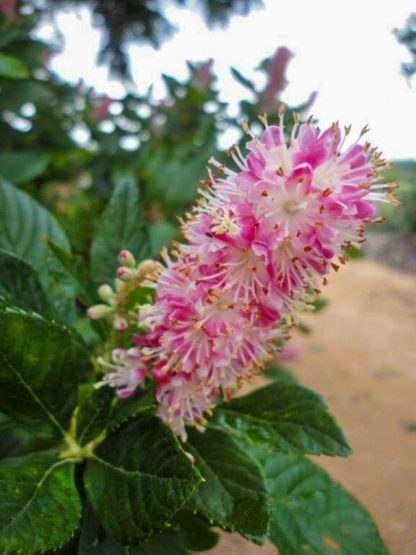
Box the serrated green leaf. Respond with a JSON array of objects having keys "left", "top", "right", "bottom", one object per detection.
[
  {"left": 0, "top": 52, "right": 29, "bottom": 79},
  {"left": 252, "top": 450, "right": 390, "bottom": 555},
  {"left": 211, "top": 382, "right": 350, "bottom": 457},
  {"left": 84, "top": 414, "right": 201, "bottom": 543},
  {"left": 107, "top": 386, "right": 156, "bottom": 430},
  {"left": 0, "top": 452, "right": 81, "bottom": 554},
  {"left": 0, "top": 249, "right": 49, "bottom": 315},
  {"left": 0, "top": 179, "right": 70, "bottom": 269},
  {"left": 90, "top": 171, "right": 148, "bottom": 283},
  {"left": 0, "top": 152, "right": 50, "bottom": 184},
  {"left": 187, "top": 427, "right": 269, "bottom": 544},
  {"left": 0, "top": 306, "right": 80, "bottom": 436}
]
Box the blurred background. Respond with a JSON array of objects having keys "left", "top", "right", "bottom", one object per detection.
[{"left": 0, "top": 1, "right": 415, "bottom": 553}]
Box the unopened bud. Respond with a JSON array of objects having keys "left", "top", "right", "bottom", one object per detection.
[
  {"left": 118, "top": 250, "right": 136, "bottom": 268},
  {"left": 98, "top": 284, "right": 114, "bottom": 302},
  {"left": 116, "top": 266, "right": 135, "bottom": 281},
  {"left": 114, "top": 315, "right": 128, "bottom": 331},
  {"left": 87, "top": 304, "right": 113, "bottom": 320}
]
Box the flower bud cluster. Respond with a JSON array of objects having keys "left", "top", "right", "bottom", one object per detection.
[{"left": 87, "top": 250, "right": 161, "bottom": 331}]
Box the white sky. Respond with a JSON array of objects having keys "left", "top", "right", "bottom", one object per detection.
[{"left": 38, "top": 0, "right": 416, "bottom": 159}]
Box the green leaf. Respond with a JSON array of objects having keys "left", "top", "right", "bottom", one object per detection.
[
  {"left": 0, "top": 152, "right": 50, "bottom": 184},
  {"left": 211, "top": 382, "right": 350, "bottom": 457},
  {"left": 0, "top": 179, "right": 70, "bottom": 269},
  {"left": 187, "top": 427, "right": 269, "bottom": 544},
  {"left": 174, "top": 510, "right": 219, "bottom": 552},
  {"left": 0, "top": 52, "right": 29, "bottom": 79},
  {"left": 90, "top": 171, "right": 148, "bottom": 283},
  {"left": 0, "top": 249, "right": 49, "bottom": 315},
  {"left": 84, "top": 414, "right": 201, "bottom": 543},
  {"left": 0, "top": 306, "right": 80, "bottom": 436},
  {"left": 0, "top": 452, "right": 81, "bottom": 554},
  {"left": 108, "top": 386, "right": 157, "bottom": 430},
  {"left": 253, "top": 450, "right": 390, "bottom": 555}
]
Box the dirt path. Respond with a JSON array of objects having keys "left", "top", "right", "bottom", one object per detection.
[{"left": 202, "top": 258, "right": 416, "bottom": 555}]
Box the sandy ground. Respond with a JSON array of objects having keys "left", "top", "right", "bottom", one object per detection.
[{"left": 201, "top": 257, "right": 416, "bottom": 555}]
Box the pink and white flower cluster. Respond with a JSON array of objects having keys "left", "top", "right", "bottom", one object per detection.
[{"left": 90, "top": 113, "right": 398, "bottom": 439}]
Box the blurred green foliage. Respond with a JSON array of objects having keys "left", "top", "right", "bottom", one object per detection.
[{"left": 0, "top": 7, "right": 315, "bottom": 259}]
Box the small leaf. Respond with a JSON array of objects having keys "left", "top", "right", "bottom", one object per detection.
[
  {"left": 0, "top": 249, "right": 49, "bottom": 315},
  {"left": 187, "top": 427, "right": 269, "bottom": 544},
  {"left": 0, "top": 179, "right": 70, "bottom": 269},
  {"left": 0, "top": 306, "right": 80, "bottom": 436},
  {"left": 253, "top": 450, "right": 390, "bottom": 555},
  {"left": 90, "top": 171, "right": 148, "bottom": 283},
  {"left": 0, "top": 52, "right": 29, "bottom": 79},
  {"left": 0, "top": 452, "right": 81, "bottom": 554},
  {"left": 84, "top": 414, "right": 201, "bottom": 543},
  {"left": 211, "top": 382, "right": 350, "bottom": 457},
  {"left": 0, "top": 152, "right": 50, "bottom": 184}
]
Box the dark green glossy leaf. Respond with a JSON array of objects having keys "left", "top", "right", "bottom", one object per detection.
[
  {"left": 0, "top": 52, "right": 29, "bottom": 79},
  {"left": 187, "top": 427, "right": 269, "bottom": 544},
  {"left": 90, "top": 171, "right": 147, "bottom": 283},
  {"left": 0, "top": 249, "right": 49, "bottom": 315},
  {"left": 0, "top": 152, "right": 50, "bottom": 184},
  {"left": 252, "top": 450, "right": 390, "bottom": 555},
  {"left": 108, "top": 386, "right": 156, "bottom": 430},
  {"left": 84, "top": 415, "right": 201, "bottom": 543},
  {"left": 0, "top": 306, "right": 80, "bottom": 436},
  {"left": 211, "top": 382, "right": 350, "bottom": 457},
  {"left": 0, "top": 452, "right": 81, "bottom": 554},
  {"left": 0, "top": 179, "right": 70, "bottom": 269}
]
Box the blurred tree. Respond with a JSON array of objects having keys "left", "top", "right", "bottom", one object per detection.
[
  {"left": 25, "top": 0, "right": 262, "bottom": 77},
  {"left": 394, "top": 12, "right": 416, "bottom": 81}
]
